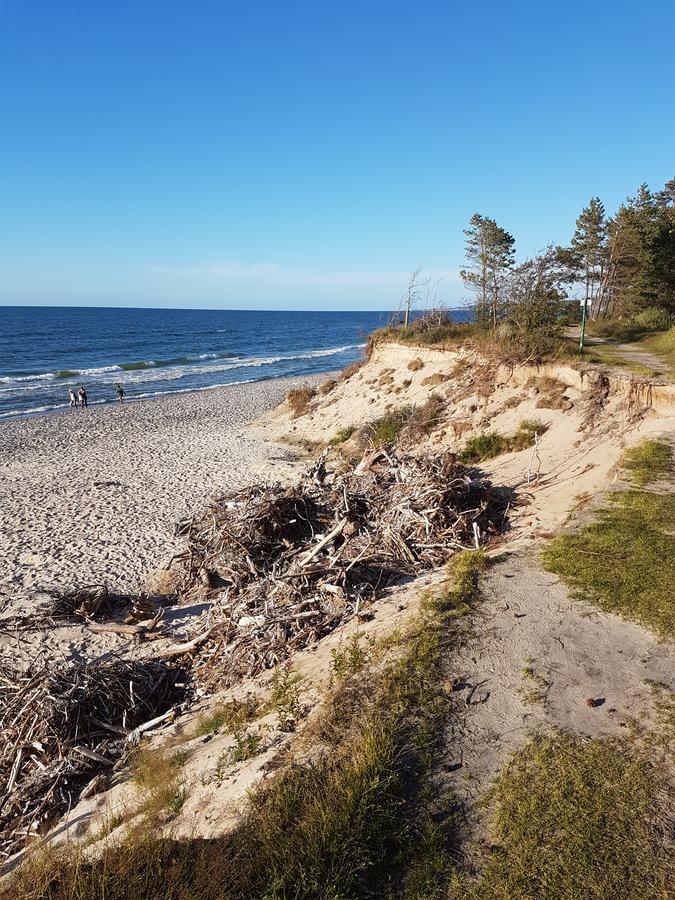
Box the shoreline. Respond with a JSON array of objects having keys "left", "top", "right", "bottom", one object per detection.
[
  {"left": 0, "top": 369, "right": 338, "bottom": 423},
  {"left": 0, "top": 373, "right": 329, "bottom": 601}
]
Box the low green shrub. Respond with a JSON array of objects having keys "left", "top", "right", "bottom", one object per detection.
[
  {"left": 368, "top": 407, "right": 413, "bottom": 447},
  {"left": 459, "top": 419, "right": 549, "bottom": 463},
  {"left": 328, "top": 426, "right": 355, "bottom": 446},
  {"left": 458, "top": 433, "right": 507, "bottom": 463}
]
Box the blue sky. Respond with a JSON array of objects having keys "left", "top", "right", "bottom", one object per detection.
[{"left": 1, "top": 0, "right": 674, "bottom": 310}]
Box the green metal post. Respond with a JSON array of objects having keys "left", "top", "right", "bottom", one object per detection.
[{"left": 579, "top": 299, "right": 587, "bottom": 352}]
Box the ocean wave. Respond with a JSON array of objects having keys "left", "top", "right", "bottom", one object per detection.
[
  {"left": 0, "top": 341, "right": 363, "bottom": 417},
  {"left": 0, "top": 372, "right": 56, "bottom": 384},
  {"left": 0, "top": 345, "right": 359, "bottom": 388},
  {"left": 285, "top": 343, "right": 363, "bottom": 360},
  {"left": 0, "top": 403, "right": 60, "bottom": 418}
]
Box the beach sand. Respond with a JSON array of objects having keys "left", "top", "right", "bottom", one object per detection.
[{"left": 0, "top": 376, "right": 322, "bottom": 602}]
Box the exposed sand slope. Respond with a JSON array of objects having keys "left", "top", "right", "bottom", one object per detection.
[{"left": 261, "top": 341, "right": 675, "bottom": 541}]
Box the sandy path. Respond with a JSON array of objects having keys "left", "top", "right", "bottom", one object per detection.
[
  {"left": 613, "top": 341, "right": 668, "bottom": 373},
  {"left": 0, "top": 376, "right": 322, "bottom": 599},
  {"left": 442, "top": 552, "right": 673, "bottom": 851}
]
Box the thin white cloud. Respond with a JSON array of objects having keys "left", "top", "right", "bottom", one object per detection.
[
  {"left": 147, "top": 261, "right": 281, "bottom": 280},
  {"left": 143, "top": 261, "right": 465, "bottom": 308}
]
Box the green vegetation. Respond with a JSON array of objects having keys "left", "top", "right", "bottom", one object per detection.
[
  {"left": 228, "top": 729, "right": 263, "bottom": 764},
  {"left": 164, "top": 784, "right": 189, "bottom": 816},
  {"left": 639, "top": 324, "right": 675, "bottom": 375},
  {"left": 542, "top": 440, "right": 674, "bottom": 637},
  {"left": 328, "top": 425, "right": 355, "bottom": 446},
  {"left": 131, "top": 748, "right": 191, "bottom": 820},
  {"left": 367, "top": 405, "right": 413, "bottom": 447},
  {"left": 194, "top": 696, "right": 258, "bottom": 736},
  {"left": 459, "top": 419, "right": 549, "bottom": 464},
  {"left": 406, "top": 394, "right": 446, "bottom": 438},
  {"left": 459, "top": 432, "right": 506, "bottom": 463},
  {"left": 519, "top": 657, "right": 550, "bottom": 705},
  {"left": 589, "top": 306, "right": 674, "bottom": 343},
  {"left": 369, "top": 179, "right": 674, "bottom": 365},
  {"left": 357, "top": 397, "right": 447, "bottom": 451},
  {"left": 330, "top": 632, "right": 371, "bottom": 683},
  {"left": 450, "top": 732, "right": 671, "bottom": 900},
  {"left": 582, "top": 342, "right": 659, "bottom": 376},
  {"left": 7, "top": 553, "right": 486, "bottom": 900},
  {"left": 622, "top": 439, "right": 674, "bottom": 486},
  {"left": 269, "top": 666, "right": 302, "bottom": 731}
]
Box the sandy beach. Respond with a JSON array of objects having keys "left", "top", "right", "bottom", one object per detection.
[{"left": 0, "top": 376, "right": 323, "bottom": 602}]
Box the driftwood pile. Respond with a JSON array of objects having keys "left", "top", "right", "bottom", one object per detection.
[
  {"left": 174, "top": 449, "right": 508, "bottom": 690},
  {"left": 0, "top": 449, "right": 508, "bottom": 860},
  {"left": 0, "top": 658, "right": 190, "bottom": 862},
  {"left": 0, "top": 585, "right": 157, "bottom": 636}
]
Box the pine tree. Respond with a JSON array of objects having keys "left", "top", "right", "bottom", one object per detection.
[
  {"left": 571, "top": 198, "right": 606, "bottom": 323},
  {"left": 460, "top": 213, "right": 516, "bottom": 329},
  {"left": 598, "top": 181, "right": 675, "bottom": 317}
]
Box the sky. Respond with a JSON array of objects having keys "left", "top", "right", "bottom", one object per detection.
[{"left": 1, "top": 0, "right": 674, "bottom": 311}]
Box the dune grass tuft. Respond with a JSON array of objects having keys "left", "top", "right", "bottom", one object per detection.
[
  {"left": 458, "top": 420, "right": 548, "bottom": 464},
  {"left": 450, "top": 732, "right": 671, "bottom": 900},
  {"left": 622, "top": 439, "right": 673, "bottom": 486},
  {"left": 286, "top": 386, "right": 316, "bottom": 417},
  {"left": 328, "top": 425, "right": 355, "bottom": 446},
  {"left": 368, "top": 406, "right": 413, "bottom": 447},
  {"left": 542, "top": 440, "right": 675, "bottom": 637}
]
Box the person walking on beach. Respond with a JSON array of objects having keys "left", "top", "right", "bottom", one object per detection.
[
  {"left": 78, "top": 385, "right": 88, "bottom": 408},
  {"left": 115, "top": 384, "right": 125, "bottom": 403},
  {"left": 68, "top": 388, "right": 78, "bottom": 409}
]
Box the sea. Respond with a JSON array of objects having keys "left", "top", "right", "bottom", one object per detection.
[{"left": 0, "top": 306, "right": 470, "bottom": 420}]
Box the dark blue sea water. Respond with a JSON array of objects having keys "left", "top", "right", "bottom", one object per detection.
[{"left": 0, "top": 306, "right": 471, "bottom": 420}]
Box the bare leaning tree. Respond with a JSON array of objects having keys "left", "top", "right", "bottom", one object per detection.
[{"left": 401, "top": 266, "right": 429, "bottom": 327}]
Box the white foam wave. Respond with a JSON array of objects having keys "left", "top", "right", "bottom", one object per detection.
[
  {"left": 0, "top": 342, "right": 362, "bottom": 417},
  {"left": 77, "top": 364, "right": 124, "bottom": 376},
  {"left": 0, "top": 344, "right": 361, "bottom": 390},
  {"left": 0, "top": 372, "right": 56, "bottom": 384}
]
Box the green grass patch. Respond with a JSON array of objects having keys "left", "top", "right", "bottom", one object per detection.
[
  {"left": 588, "top": 307, "right": 674, "bottom": 343},
  {"left": 582, "top": 342, "right": 659, "bottom": 376},
  {"left": 368, "top": 406, "right": 413, "bottom": 447},
  {"left": 368, "top": 320, "right": 482, "bottom": 352},
  {"left": 542, "top": 440, "right": 675, "bottom": 636},
  {"left": 459, "top": 420, "right": 548, "bottom": 464},
  {"left": 328, "top": 425, "right": 355, "bottom": 446},
  {"left": 622, "top": 439, "right": 674, "bottom": 486},
  {"left": 450, "top": 732, "right": 671, "bottom": 899},
  {"left": 639, "top": 325, "right": 675, "bottom": 377},
  {"left": 458, "top": 432, "right": 507, "bottom": 464},
  {"left": 194, "top": 696, "right": 258, "bottom": 736},
  {"left": 269, "top": 666, "right": 302, "bottom": 731},
  {"left": 330, "top": 632, "right": 371, "bottom": 683}
]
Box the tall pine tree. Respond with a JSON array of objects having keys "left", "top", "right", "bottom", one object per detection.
[
  {"left": 460, "top": 213, "right": 516, "bottom": 329},
  {"left": 571, "top": 198, "right": 606, "bottom": 323},
  {"left": 597, "top": 180, "right": 675, "bottom": 317}
]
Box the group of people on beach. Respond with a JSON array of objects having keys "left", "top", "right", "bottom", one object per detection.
[{"left": 68, "top": 384, "right": 125, "bottom": 409}]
